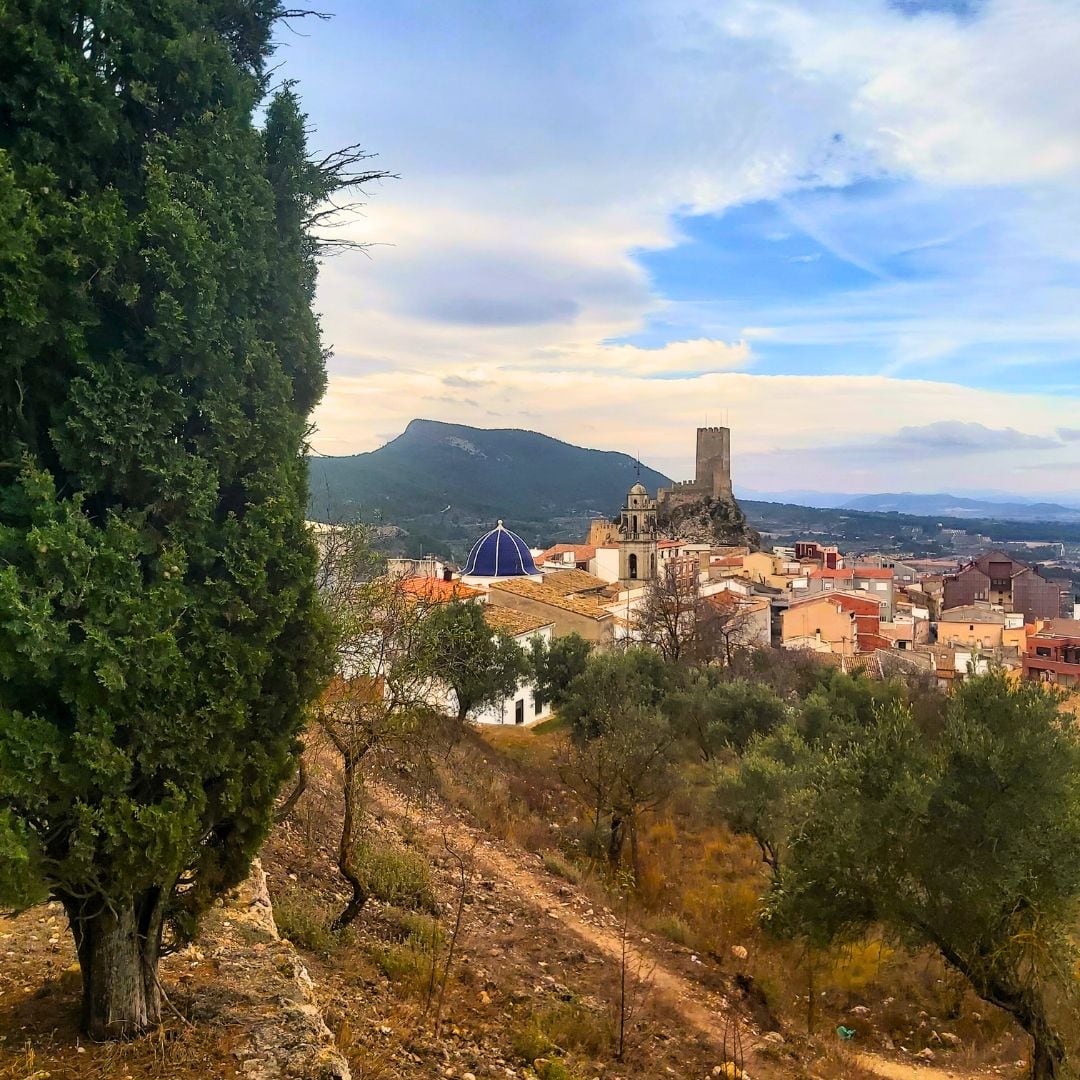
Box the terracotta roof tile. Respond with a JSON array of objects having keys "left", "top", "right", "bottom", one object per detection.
[
  {"left": 541, "top": 569, "right": 610, "bottom": 595},
  {"left": 399, "top": 578, "right": 483, "bottom": 602},
  {"left": 537, "top": 543, "right": 597, "bottom": 563},
  {"left": 489, "top": 578, "right": 613, "bottom": 620},
  {"left": 483, "top": 606, "right": 554, "bottom": 637}
]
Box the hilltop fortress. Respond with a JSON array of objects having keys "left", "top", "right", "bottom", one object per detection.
[{"left": 657, "top": 426, "right": 733, "bottom": 511}]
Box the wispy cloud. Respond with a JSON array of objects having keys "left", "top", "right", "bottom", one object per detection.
[{"left": 278, "top": 0, "right": 1080, "bottom": 492}]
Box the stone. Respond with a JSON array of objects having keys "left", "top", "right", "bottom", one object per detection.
[{"left": 915, "top": 1048, "right": 936, "bottom": 1062}]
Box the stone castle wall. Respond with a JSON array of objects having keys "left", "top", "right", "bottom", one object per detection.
[{"left": 657, "top": 426, "right": 732, "bottom": 510}]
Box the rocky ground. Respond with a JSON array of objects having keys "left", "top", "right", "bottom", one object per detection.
[{"left": 0, "top": 730, "right": 1033, "bottom": 1080}]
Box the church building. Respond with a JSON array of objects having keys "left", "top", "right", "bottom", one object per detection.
[{"left": 618, "top": 481, "right": 658, "bottom": 587}]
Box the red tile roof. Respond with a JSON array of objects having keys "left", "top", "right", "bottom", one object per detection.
[
  {"left": 788, "top": 591, "right": 882, "bottom": 615},
  {"left": 811, "top": 567, "right": 893, "bottom": 581},
  {"left": 537, "top": 543, "right": 596, "bottom": 562},
  {"left": 399, "top": 578, "right": 483, "bottom": 602}
]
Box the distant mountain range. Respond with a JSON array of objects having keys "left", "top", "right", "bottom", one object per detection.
[
  {"left": 839, "top": 492, "right": 1080, "bottom": 522},
  {"left": 309, "top": 420, "right": 1080, "bottom": 558},
  {"left": 308, "top": 419, "right": 672, "bottom": 554},
  {"left": 737, "top": 488, "right": 1080, "bottom": 522}
]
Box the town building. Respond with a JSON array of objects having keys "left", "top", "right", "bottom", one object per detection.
[
  {"left": 794, "top": 541, "right": 842, "bottom": 569},
  {"left": 475, "top": 607, "right": 556, "bottom": 725},
  {"left": 781, "top": 590, "right": 887, "bottom": 657},
  {"left": 536, "top": 543, "right": 596, "bottom": 571},
  {"left": 937, "top": 605, "right": 1027, "bottom": 652},
  {"left": 487, "top": 577, "right": 615, "bottom": 645},
  {"left": 801, "top": 566, "right": 896, "bottom": 619},
  {"left": 1022, "top": 619, "right": 1080, "bottom": 688},
  {"left": 942, "top": 551, "right": 1070, "bottom": 622}
]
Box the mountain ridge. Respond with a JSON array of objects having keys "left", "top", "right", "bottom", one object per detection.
[{"left": 308, "top": 418, "right": 673, "bottom": 554}]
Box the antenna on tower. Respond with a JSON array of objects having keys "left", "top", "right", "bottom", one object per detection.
[{"left": 635, "top": 450, "right": 641, "bottom": 479}]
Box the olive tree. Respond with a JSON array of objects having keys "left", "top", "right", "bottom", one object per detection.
[{"left": 736, "top": 675, "right": 1080, "bottom": 1079}]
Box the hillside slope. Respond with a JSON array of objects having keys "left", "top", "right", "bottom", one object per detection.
[{"left": 308, "top": 418, "right": 672, "bottom": 555}]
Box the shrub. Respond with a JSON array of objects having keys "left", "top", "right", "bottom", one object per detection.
[
  {"left": 355, "top": 841, "right": 436, "bottom": 912},
  {"left": 543, "top": 852, "right": 582, "bottom": 884},
  {"left": 274, "top": 888, "right": 336, "bottom": 956},
  {"left": 511, "top": 1001, "right": 613, "bottom": 1064},
  {"left": 647, "top": 912, "right": 696, "bottom": 949}
]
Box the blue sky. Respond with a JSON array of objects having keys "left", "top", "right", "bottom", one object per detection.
[{"left": 276, "top": 0, "right": 1080, "bottom": 496}]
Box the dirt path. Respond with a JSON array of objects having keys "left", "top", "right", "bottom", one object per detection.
[{"left": 371, "top": 782, "right": 986, "bottom": 1080}]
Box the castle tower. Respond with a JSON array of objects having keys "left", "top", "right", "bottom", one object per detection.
[
  {"left": 696, "top": 426, "right": 732, "bottom": 498},
  {"left": 618, "top": 481, "right": 657, "bottom": 585}
]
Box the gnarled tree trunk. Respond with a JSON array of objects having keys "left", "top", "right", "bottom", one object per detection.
[
  {"left": 63, "top": 888, "right": 165, "bottom": 1039},
  {"left": 331, "top": 750, "right": 369, "bottom": 930}
]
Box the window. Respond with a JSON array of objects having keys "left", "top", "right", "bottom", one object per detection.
[
  {"left": 515, "top": 699, "right": 525, "bottom": 725},
  {"left": 628, "top": 553, "right": 638, "bottom": 579},
  {"left": 534, "top": 695, "right": 544, "bottom": 716}
]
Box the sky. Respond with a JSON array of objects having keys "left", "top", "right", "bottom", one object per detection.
[{"left": 275, "top": 0, "right": 1080, "bottom": 497}]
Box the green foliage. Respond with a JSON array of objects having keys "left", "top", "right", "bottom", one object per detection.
[
  {"left": 560, "top": 647, "right": 675, "bottom": 741},
  {"left": 749, "top": 674, "right": 1080, "bottom": 1074},
  {"left": 714, "top": 723, "right": 814, "bottom": 870},
  {"left": 529, "top": 632, "right": 593, "bottom": 708},
  {"left": 353, "top": 840, "right": 436, "bottom": 912},
  {"left": 511, "top": 1001, "right": 612, "bottom": 1064},
  {"left": 0, "top": 0, "right": 348, "bottom": 1030},
  {"left": 273, "top": 887, "right": 338, "bottom": 956},
  {"left": 424, "top": 600, "right": 527, "bottom": 722},
  {"left": 667, "top": 671, "right": 787, "bottom": 759},
  {"left": 797, "top": 668, "right": 904, "bottom": 746}
]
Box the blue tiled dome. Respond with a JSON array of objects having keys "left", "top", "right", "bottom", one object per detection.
[{"left": 462, "top": 520, "right": 538, "bottom": 578}]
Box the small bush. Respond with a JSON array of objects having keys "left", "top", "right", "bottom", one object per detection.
[
  {"left": 355, "top": 840, "right": 436, "bottom": 912},
  {"left": 373, "top": 913, "right": 441, "bottom": 992},
  {"left": 510, "top": 1022, "right": 553, "bottom": 1063},
  {"left": 532, "top": 714, "right": 568, "bottom": 735},
  {"left": 647, "top": 911, "right": 696, "bottom": 949},
  {"left": 396, "top": 911, "right": 444, "bottom": 951},
  {"left": 273, "top": 887, "right": 336, "bottom": 955},
  {"left": 543, "top": 852, "right": 582, "bottom": 884},
  {"left": 511, "top": 1001, "right": 612, "bottom": 1064},
  {"left": 535, "top": 1060, "right": 579, "bottom": 1080}
]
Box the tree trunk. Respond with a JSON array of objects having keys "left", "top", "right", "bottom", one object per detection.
[
  {"left": 331, "top": 751, "right": 368, "bottom": 931},
  {"left": 926, "top": 932, "right": 1068, "bottom": 1080},
  {"left": 274, "top": 757, "right": 308, "bottom": 824},
  {"left": 1017, "top": 996, "right": 1067, "bottom": 1080},
  {"left": 608, "top": 812, "right": 625, "bottom": 867},
  {"left": 64, "top": 889, "right": 164, "bottom": 1039}
]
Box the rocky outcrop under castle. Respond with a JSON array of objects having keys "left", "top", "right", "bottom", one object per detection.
[{"left": 657, "top": 494, "right": 761, "bottom": 550}]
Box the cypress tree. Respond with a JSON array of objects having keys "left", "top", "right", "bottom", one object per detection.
[{"left": 0, "top": 2, "right": 363, "bottom": 1037}]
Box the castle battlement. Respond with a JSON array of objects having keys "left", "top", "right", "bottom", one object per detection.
[{"left": 657, "top": 425, "right": 733, "bottom": 509}]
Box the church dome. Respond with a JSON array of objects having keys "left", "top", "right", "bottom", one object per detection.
[
  {"left": 629, "top": 482, "right": 648, "bottom": 495},
  {"left": 461, "top": 521, "right": 539, "bottom": 578}
]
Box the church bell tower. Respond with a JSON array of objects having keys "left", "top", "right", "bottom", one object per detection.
[{"left": 618, "top": 481, "right": 657, "bottom": 585}]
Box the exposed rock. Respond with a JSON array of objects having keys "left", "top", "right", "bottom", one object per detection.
[
  {"left": 195, "top": 861, "right": 351, "bottom": 1080},
  {"left": 657, "top": 495, "right": 760, "bottom": 550}
]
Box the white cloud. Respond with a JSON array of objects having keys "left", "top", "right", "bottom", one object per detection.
[{"left": 281, "top": 0, "right": 1080, "bottom": 492}]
